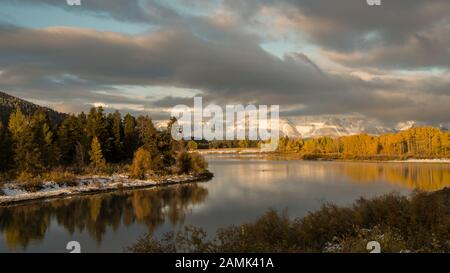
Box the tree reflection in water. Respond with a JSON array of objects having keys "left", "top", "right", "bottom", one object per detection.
[
  {"left": 336, "top": 163, "right": 450, "bottom": 191},
  {"left": 0, "top": 183, "right": 208, "bottom": 250}
]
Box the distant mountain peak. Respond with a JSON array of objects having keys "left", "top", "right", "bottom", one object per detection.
[
  {"left": 282, "top": 116, "right": 396, "bottom": 139},
  {"left": 395, "top": 120, "right": 417, "bottom": 131}
]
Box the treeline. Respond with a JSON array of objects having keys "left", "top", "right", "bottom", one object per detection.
[
  {"left": 183, "top": 139, "right": 260, "bottom": 150},
  {"left": 277, "top": 127, "right": 450, "bottom": 159},
  {"left": 206, "top": 139, "right": 260, "bottom": 149},
  {"left": 0, "top": 107, "right": 208, "bottom": 180}
]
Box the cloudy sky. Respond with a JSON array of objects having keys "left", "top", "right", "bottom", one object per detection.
[{"left": 0, "top": 0, "right": 449, "bottom": 126}]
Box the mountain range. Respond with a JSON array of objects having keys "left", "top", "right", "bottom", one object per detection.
[
  {"left": 279, "top": 117, "right": 449, "bottom": 138},
  {"left": 0, "top": 91, "right": 447, "bottom": 138},
  {"left": 279, "top": 117, "right": 394, "bottom": 138}
]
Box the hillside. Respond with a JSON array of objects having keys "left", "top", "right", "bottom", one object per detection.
[{"left": 0, "top": 91, "right": 66, "bottom": 125}]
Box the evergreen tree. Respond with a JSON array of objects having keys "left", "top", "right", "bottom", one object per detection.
[
  {"left": 31, "top": 109, "right": 58, "bottom": 168},
  {"left": 76, "top": 112, "right": 90, "bottom": 166},
  {"left": 89, "top": 136, "right": 106, "bottom": 172},
  {"left": 0, "top": 122, "right": 13, "bottom": 171},
  {"left": 87, "top": 107, "right": 107, "bottom": 139},
  {"left": 58, "top": 114, "right": 83, "bottom": 164},
  {"left": 153, "top": 117, "right": 179, "bottom": 174},
  {"left": 123, "top": 113, "right": 138, "bottom": 159},
  {"left": 136, "top": 115, "right": 157, "bottom": 147},
  {"left": 8, "top": 108, "right": 42, "bottom": 173},
  {"left": 136, "top": 115, "right": 163, "bottom": 171},
  {"left": 110, "top": 110, "right": 124, "bottom": 162},
  {"left": 87, "top": 107, "right": 111, "bottom": 159}
]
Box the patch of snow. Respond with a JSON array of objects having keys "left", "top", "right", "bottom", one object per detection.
[
  {"left": 41, "top": 182, "right": 62, "bottom": 192},
  {"left": 2, "top": 188, "right": 27, "bottom": 196},
  {"left": 390, "top": 159, "right": 450, "bottom": 163},
  {"left": 0, "top": 173, "right": 206, "bottom": 205}
]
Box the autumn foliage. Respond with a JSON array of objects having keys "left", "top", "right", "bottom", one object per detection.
[{"left": 276, "top": 127, "right": 450, "bottom": 159}]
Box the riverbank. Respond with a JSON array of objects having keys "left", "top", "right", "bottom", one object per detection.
[
  {"left": 198, "top": 149, "right": 450, "bottom": 163},
  {"left": 387, "top": 159, "right": 450, "bottom": 163},
  {"left": 0, "top": 172, "right": 213, "bottom": 206}
]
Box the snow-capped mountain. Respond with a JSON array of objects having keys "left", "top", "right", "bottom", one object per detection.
[
  {"left": 395, "top": 121, "right": 417, "bottom": 131},
  {"left": 279, "top": 116, "right": 395, "bottom": 138},
  {"left": 155, "top": 116, "right": 448, "bottom": 139},
  {"left": 280, "top": 117, "right": 450, "bottom": 138}
]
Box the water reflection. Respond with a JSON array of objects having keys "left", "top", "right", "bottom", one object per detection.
[
  {"left": 0, "top": 184, "right": 208, "bottom": 250},
  {"left": 337, "top": 162, "right": 450, "bottom": 191},
  {"left": 1, "top": 157, "right": 449, "bottom": 252},
  {"left": 209, "top": 156, "right": 450, "bottom": 191}
]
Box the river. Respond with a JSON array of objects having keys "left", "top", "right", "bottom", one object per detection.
[{"left": 0, "top": 155, "right": 449, "bottom": 252}]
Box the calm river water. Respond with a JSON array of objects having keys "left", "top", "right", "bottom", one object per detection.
[{"left": 1, "top": 155, "right": 449, "bottom": 252}]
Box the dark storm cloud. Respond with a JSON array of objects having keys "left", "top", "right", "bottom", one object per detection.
[
  {"left": 1, "top": 23, "right": 450, "bottom": 123},
  {"left": 1, "top": 1, "right": 449, "bottom": 124},
  {"left": 149, "top": 96, "right": 199, "bottom": 108},
  {"left": 220, "top": 0, "right": 450, "bottom": 69},
  {"left": 323, "top": 27, "right": 450, "bottom": 69},
  {"left": 0, "top": 25, "right": 337, "bottom": 101},
  {"left": 286, "top": 0, "right": 450, "bottom": 49},
  {"left": 8, "top": 0, "right": 450, "bottom": 70}
]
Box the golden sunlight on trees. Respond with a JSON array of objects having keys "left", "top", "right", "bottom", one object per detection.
[
  {"left": 0, "top": 104, "right": 210, "bottom": 183},
  {"left": 129, "top": 147, "right": 152, "bottom": 180},
  {"left": 277, "top": 127, "right": 450, "bottom": 160},
  {"left": 89, "top": 136, "right": 106, "bottom": 172}
]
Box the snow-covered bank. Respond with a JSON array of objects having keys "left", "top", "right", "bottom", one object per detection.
[
  {"left": 196, "top": 148, "right": 266, "bottom": 155},
  {"left": 388, "top": 159, "right": 450, "bottom": 163},
  {"left": 0, "top": 173, "right": 213, "bottom": 206}
]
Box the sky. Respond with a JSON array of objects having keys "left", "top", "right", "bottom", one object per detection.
[{"left": 0, "top": 0, "right": 449, "bottom": 126}]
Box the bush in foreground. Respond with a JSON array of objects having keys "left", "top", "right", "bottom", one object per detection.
[{"left": 128, "top": 188, "right": 449, "bottom": 253}]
